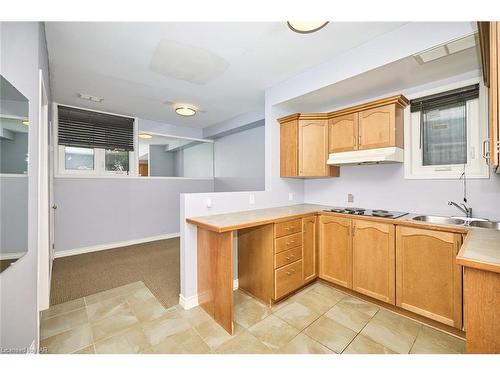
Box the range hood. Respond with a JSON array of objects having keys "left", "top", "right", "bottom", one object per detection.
[{"left": 327, "top": 147, "right": 404, "bottom": 166}]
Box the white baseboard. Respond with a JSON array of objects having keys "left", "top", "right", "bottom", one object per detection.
[
  {"left": 179, "top": 293, "right": 199, "bottom": 310},
  {"left": 178, "top": 279, "right": 239, "bottom": 310},
  {"left": 54, "top": 233, "right": 180, "bottom": 258}
]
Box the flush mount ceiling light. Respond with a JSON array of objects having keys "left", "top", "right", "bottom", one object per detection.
[
  {"left": 175, "top": 105, "right": 196, "bottom": 117},
  {"left": 414, "top": 33, "right": 477, "bottom": 64},
  {"left": 287, "top": 21, "right": 329, "bottom": 34},
  {"left": 78, "top": 93, "right": 104, "bottom": 103},
  {"left": 138, "top": 133, "right": 153, "bottom": 139},
  {"left": 21, "top": 119, "right": 29, "bottom": 126}
]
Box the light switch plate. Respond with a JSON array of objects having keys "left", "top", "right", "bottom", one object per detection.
[
  {"left": 206, "top": 198, "right": 212, "bottom": 208},
  {"left": 288, "top": 192, "right": 294, "bottom": 201},
  {"left": 249, "top": 194, "right": 255, "bottom": 205},
  {"left": 348, "top": 193, "right": 354, "bottom": 203}
]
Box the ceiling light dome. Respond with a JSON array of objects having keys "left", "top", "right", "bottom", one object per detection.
[
  {"left": 175, "top": 105, "right": 196, "bottom": 116},
  {"left": 138, "top": 133, "right": 152, "bottom": 139},
  {"left": 287, "top": 21, "right": 329, "bottom": 34}
]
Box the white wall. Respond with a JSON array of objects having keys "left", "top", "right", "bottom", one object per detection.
[
  {"left": 214, "top": 125, "right": 265, "bottom": 192},
  {"left": 54, "top": 177, "right": 214, "bottom": 252},
  {"left": 305, "top": 164, "right": 500, "bottom": 220}
]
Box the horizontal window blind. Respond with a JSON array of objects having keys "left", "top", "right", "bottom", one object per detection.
[
  {"left": 410, "top": 84, "right": 479, "bottom": 113},
  {"left": 58, "top": 106, "right": 134, "bottom": 151}
]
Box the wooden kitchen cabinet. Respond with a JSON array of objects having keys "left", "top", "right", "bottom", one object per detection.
[
  {"left": 318, "top": 215, "right": 352, "bottom": 288},
  {"left": 352, "top": 219, "right": 395, "bottom": 304},
  {"left": 328, "top": 113, "right": 358, "bottom": 153},
  {"left": 302, "top": 216, "right": 317, "bottom": 283},
  {"left": 278, "top": 113, "right": 340, "bottom": 178},
  {"left": 358, "top": 104, "right": 403, "bottom": 150},
  {"left": 396, "top": 226, "right": 463, "bottom": 329},
  {"left": 327, "top": 95, "right": 408, "bottom": 153},
  {"left": 463, "top": 267, "right": 500, "bottom": 353}
]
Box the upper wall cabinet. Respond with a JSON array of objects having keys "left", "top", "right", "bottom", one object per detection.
[
  {"left": 328, "top": 95, "right": 409, "bottom": 153},
  {"left": 479, "top": 22, "right": 500, "bottom": 169},
  {"left": 278, "top": 113, "right": 340, "bottom": 178}
]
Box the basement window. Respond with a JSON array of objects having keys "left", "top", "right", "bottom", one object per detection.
[
  {"left": 56, "top": 105, "right": 135, "bottom": 176},
  {"left": 405, "top": 81, "right": 489, "bottom": 179}
]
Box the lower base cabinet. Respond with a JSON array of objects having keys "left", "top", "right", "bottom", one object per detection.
[
  {"left": 463, "top": 267, "right": 500, "bottom": 353},
  {"left": 396, "top": 226, "right": 463, "bottom": 329},
  {"left": 352, "top": 220, "right": 395, "bottom": 304},
  {"left": 318, "top": 215, "right": 352, "bottom": 288}
]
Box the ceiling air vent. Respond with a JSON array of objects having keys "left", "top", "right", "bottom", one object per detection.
[{"left": 414, "top": 33, "right": 477, "bottom": 64}]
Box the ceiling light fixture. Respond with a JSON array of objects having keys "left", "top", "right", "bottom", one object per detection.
[
  {"left": 287, "top": 21, "right": 329, "bottom": 34},
  {"left": 175, "top": 105, "right": 196, "bottom": 117},
  {"left": 78, "top": 93, "right": 104, "bottom": 103},
  {"left": 21, "top": 119, "right": 29, "bottom": 126},
  {"left": 138, "top": 133, "right": 153, "bottom": 139}
]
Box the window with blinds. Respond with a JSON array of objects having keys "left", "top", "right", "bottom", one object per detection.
[
  {"left": 410, "top": 84, "right": 479, "bottom": 167},
  {"left": 58, "top": 106, "right": 134, "bottom": 151}
]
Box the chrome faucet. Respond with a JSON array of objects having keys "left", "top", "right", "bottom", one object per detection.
[{"left": 448, "top": 201, "right": 472, "bottom": 218}]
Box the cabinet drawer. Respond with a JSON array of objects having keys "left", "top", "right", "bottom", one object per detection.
[
  {"left": 275, "top": 260, "right": 303, "bottom": 300},
  {"left": 275, "top": 246, "right": 302, "bottom": 269},
  {"left": 275, "top": 219, "right": 301, "bottom": 238},
  {"left": 275, "top": 232, "right": 302, "bottom": 254}
]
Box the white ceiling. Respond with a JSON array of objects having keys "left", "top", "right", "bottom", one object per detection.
[
  {"left": 45, "top": 22, "right": 407, "bottom": 128},
  {"left": 280, "top": 44, "right": 481, "bottom": 113}
]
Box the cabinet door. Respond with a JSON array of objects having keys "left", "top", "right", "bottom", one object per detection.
[
  {"left": 396, "top": 226, "right": 463, "bottom": 328},
  {"left": 352, "top": 220, "right": 395, "bottom": 304},
  {"left": 298, "top": 119, "right": 328, "bottom": 176},
  {"left": 302, "top": 216, "right": 317, "bottom": 283},
  {"left": 329, "top": 113, "right": 358, "bottom": 153},
  {"left": 280, "top": 119, "right": 298, "bottom": 176},
  {"left": 358, "top": 104, "right": 396, "bottom": 150},
  {"left": 318, "top": 216, "right": 352, "bottom": 288}
]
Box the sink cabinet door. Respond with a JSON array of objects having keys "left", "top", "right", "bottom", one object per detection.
[
  {"left": 329, "top": 113, "right": 358, "bottom": 153},
  {"left": 318, "top": 215, "right": 352, "bottom": 288},
  {"left": 352, "top": 220, "right": 395, "bottom": 304},
  {"left": 302, "top": 216, "right": 317, "bottom": 283},
  {"left": 396, "top": 226, "right": 463, "bottom": 328}
]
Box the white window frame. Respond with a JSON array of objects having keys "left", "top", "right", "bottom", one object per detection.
[
  {"left": 404, "top": 78, "right": 489, "bottom": 179},
  {"left": 53, "top": 102, "right": 138, "bottom": 177}
]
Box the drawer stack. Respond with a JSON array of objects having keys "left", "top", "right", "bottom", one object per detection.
[{"left": 274, "top": 219, "right": 303, "bottom": 299}]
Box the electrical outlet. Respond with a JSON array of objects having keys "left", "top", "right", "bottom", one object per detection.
[
  {"left": 288, "top": 192, "right": 294, "bottom": 201},
  {"left": 249, "top": 194, "right": 255, "bottom": 205},
  {"left": 348, "top": 193, "right": 354, "bottom": 203},
  {"left": 206, "top": 198, "right": 212, "bottom": 208}
]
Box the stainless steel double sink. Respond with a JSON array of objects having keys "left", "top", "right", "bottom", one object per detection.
[{"left": 411, "top": 215, "right": 500, "bottom": 230}]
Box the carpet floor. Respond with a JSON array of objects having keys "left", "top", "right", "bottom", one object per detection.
[{"left": 50, "top": 238, "right": 180, "bottom": 309}]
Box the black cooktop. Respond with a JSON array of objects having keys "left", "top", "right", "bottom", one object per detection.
[{"left": 323, "top": 207, "right": 408, "bottom": 219}]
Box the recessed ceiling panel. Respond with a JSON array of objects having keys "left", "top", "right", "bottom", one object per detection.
[{"left": 150, "top": 39, "right": 229, "bottom": 85}]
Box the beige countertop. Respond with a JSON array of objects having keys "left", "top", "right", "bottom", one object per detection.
[{"left": 187, "top": 203, "right": 500, "bottom": 273}]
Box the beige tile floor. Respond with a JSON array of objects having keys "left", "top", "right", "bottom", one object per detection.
[{"left": 39, "top": 280, "right": 465, "bottom": 354}]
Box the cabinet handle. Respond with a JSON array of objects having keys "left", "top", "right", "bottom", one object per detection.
[
  {"left": 286, "top": 240, "right": 295, "bottom": 246},
  {"left": 285, "top": 257, "right": 290, "bottom": 261},
  {"left": 482, "top": 139, "right": 490, "bottom": 160},
  {"left": 286, "top": 269, "right": 296, "bottom": 276}
]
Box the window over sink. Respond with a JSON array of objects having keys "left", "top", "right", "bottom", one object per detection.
[{"left": 405, "top": 80, "right": 489, "bottom": 179}]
